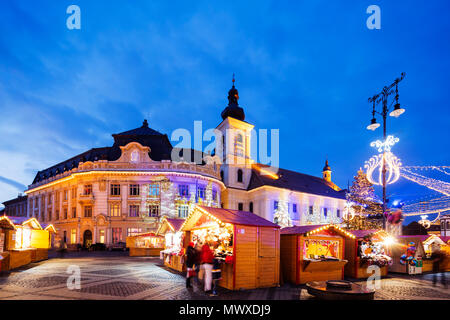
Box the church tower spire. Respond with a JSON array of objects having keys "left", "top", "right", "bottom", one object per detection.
[
  {"left": 322, "top": 159, "right": 332, "bottom": 182},
  {"left": 221, "top": 74, "right": 245, "bottom": 121}
]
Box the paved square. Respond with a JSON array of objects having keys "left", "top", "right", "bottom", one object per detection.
[{"left": 0, "top": 252, "right": 448, "bottom": 300}]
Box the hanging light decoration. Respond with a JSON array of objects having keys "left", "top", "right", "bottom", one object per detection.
[
  {"left": 418, "top": 215, "right": 431, "bottom": 229},
  {"left": 364, "top": 135, "right": 402, "bottom": 186}
]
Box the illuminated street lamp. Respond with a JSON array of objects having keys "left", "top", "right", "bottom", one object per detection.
[{"left": 366, "top": 72, "right": 406, "bottom": 229}]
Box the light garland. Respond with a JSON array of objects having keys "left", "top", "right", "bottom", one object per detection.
[
  {"left": 305, "top": 224, "right": 356, "bottom": 239},
  {"left": 400, "top": 167, "right": 450, "bottom": 196}
]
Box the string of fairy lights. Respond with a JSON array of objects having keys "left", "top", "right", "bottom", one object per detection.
[{"left": 400, "top": 167, "right": 450, "bottom": 196}]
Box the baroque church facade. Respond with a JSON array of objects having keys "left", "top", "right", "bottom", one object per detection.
[{"left": 24, "top": 81, "right": 347, "bottom": 248}]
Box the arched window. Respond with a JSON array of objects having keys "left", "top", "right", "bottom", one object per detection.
[
  {"left": 220, "top": 170, "right": 224, "bottom": 182},
  {"left": 237, "top": 169, "right": 243, "bottom": 183},
  {"left": 234, "top": 133, "right": 244, "bottom": 157}
]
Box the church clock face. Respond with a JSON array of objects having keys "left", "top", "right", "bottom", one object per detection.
[{"left": 131, "top": 150, "right": 140, "bottom": 163}]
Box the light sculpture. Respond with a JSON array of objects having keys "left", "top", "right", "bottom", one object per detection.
[{"left": 364, "top": 135, "right": 402, "bottom": 186}]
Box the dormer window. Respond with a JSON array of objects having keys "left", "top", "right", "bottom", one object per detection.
[
  {"left": 237, "top": 169, "right": 243, "bottom": 183},
  {"left": 131, "top": 150, "right": 139, "bottom": 163}
]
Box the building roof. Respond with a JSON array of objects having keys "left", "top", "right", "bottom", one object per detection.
[
  {"left": 196, "top": 206, "right": 280, "bottom": 228},
  {"left": 248, "top": 165, "right": 346, "bottom": 200},
  {"left": 2, "top": 195, "right": 27, "bottom": 206},
  {"left": 31, "top": 120, "right": 208, "bottom": 184},
  {"left": 221, "top": 79, "right": 245, "bottom": 121}
]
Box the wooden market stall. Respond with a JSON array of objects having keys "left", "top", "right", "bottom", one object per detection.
[
  {"left": 416, "top": 234, "right": 450, "bottom": 272},
  {"left": 281, "top": 224, "right": 353, "bottom": 285},
  {"left": 0, "top": 216, "right": 16, "bottom": 272},
  {"left": 343, "top": 230, "right": 393, "bottom": 279},
  {"left": 0, "top": 217, "right": 54, "bottom": 270},
  {"left": 157, "top": 217, "right": 185, "bottom": 272},
  {"left": 126, "top": 232, "right": 164, "bottom": 257},
  {"left": 389, "top": 236, "right": 425, "bottom": 275},
  {"left": 181, "top": 205, "right": 280, "bottom": 291}
]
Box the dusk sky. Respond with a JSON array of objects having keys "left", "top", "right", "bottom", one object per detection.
[{"left": 0, "top": 1, "right": 449, "bottom": 223}]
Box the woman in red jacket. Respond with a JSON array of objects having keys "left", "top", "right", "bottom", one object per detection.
[{"left": 200, "top": 242, "right": 214, "bottom": 292}]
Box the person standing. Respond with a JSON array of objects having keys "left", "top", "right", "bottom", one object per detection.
[
  {"left": 431, "top": 249, "right": 447, "bottom": 288},
  {"left": 185, "top": 242, "right": 196, "bottom": 289},
  {"left": 200, "top": 241, "right": 214, "bottom": 293}
]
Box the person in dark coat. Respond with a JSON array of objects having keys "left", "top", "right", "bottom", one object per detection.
[{"left": 185, "top": 242, "right": 196, "bottom": 288}]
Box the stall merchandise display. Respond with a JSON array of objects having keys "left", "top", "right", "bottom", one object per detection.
[{"left": 359, "top": 240, "right": 392, "bottom": 267}]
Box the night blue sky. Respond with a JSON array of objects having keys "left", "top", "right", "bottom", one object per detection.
[{"left": 0, "top": 1, "right": 449, "bottom": 223}]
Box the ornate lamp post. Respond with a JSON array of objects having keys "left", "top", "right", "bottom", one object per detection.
[{"left": 366, "top": 72, "right": 406, "bottom": 228}]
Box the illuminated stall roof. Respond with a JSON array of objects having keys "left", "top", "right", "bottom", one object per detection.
[
  {"left": 0, "top": 216, "right": 16, "bottom": 230},
  {"left": 181, "top": 205, "right": 280, "bottom": 231},
  {"left": 10, "top": 217, "right": 43, "bottom": 230},
  {"left": 157, "top": 217, "right": 185, "bottom": 235},
  {"left": 42, "top": 224, "right": 57, "bottom": 233},
  {"left": 281, "top": 224, "right": 356, "bottom": 239},
  {"left": 347, "top": 229, "right": 388, "bottom": 239}
]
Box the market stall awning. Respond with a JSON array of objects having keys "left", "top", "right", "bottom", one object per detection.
[
  {"left": 0, "top": 216, "right": 16, "bottom": 230},
  {"left": 181, "top": 205, "right": 280, "bottom": 231},
  {"left": 281, "top": 224, "right": 356, "bottom": 239}
]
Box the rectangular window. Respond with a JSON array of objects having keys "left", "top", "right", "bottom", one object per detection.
[
  {"left": 309, "top": 206, "right": 314, "bottom": 215},
  {"left": 84, "top": 206, "right": 92, "bottom": 218},
  {"left": 83, "top": 185, "right": 92, "bottom": 195},
  {"left": 110, "top": 203, "right": 121, "bottom": 217},
  {"left": 337, "top": 209, "right": 340, "bottom": 218},
  {"left": 63, "top": 190, "right": 68, "bottom": 201},
  {"left": 177, "top": 204, "right": 189, "bottom": 218},
  {"left": 112, "top": 228, "right": 122, "bottom": 244},
  {"left": 47, "top": 209, "right": 52, "bottom": 221},
  {"left": 148, "top": 183, "right": 160, "bottom": 197},
  {"left": 149, "top": 204, "right": 160, "bottom": 217},
  {"left": 71, "top": 229, "right": 77, "bottom": 244},
  {"left": 47, "top": 194, "right": 52, "bottom": 204},
  {"left": 72, "top": 187, "right": 77, "bottom": 199},
  {"left": 212, "top": 189, "right": 217, "bottom": 201},
  {"left": 72, "top": 207, "right": 77, "bottom": 218},
  {"left": 293, "top": 203, "right": 297, "bottom": 213},
  {"left": 197, "top": 186, "right": 206, "bottom": 199},
  {"left": 129, "top": 184, "right": 140, "bottom": 196},
  {"left": 127, "top": 228, "right": 142, "bottom": 237},
  {"left": 63, "top": 208, "right": 68, "bottom": 219},
  {"left": 238, "top": 203, "right": 243, "bottom": 211},
  {"left": 129, "top": 205, "right": 139, "bottom": 217},
  {"left": 55, "top": 210, "right": 59, "bottom": 220},
  {"left": 110, "top": 184, "right": 120, "bottom": 196},
  {"left": 323, "top": 208, "right": 328, "bottom": 218},
  {"left": 274, "top": 201, "right": 279, "bottom": 211},
  {"left": 99, "top": 230, "right": 105, "bottom": 244},
  {"left": 178, "top": 184, "right": 189, "bottom": 197}
]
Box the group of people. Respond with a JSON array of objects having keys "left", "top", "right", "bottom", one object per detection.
[{"left": 185, "top": 241, "right": 220, "bottom": 295}]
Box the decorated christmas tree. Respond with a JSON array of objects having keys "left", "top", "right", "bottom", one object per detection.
[
  {"left": 273, "top": 201, "right": 292, "bottom": 228},
  {"left": 343, "top": 169, "right": 383, "bottom": 230}
]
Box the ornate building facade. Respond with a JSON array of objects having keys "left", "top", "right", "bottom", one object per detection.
[
  {"left": 25, "top": 121, "right": 223, "bottom": 248},
  {"left": 23, "top": 80, "right": 347, "bottom": 247}
]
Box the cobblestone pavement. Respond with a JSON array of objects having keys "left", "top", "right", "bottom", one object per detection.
[{"left": 0, "top": 252, "right": 448, "bottom": 300}]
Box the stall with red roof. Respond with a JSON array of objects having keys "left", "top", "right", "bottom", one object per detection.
[
  {"left": 157, "top": 217, "right": 185, "bottom": 271},
  {"left": 180, "top": 205, "right": 280, "bottom": 290},
  {"left": 343, "top": 230, "right": 392, "bottom": 279},
  {"left": 281, "top": 224, "right": 353, "bottom": 284}
]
